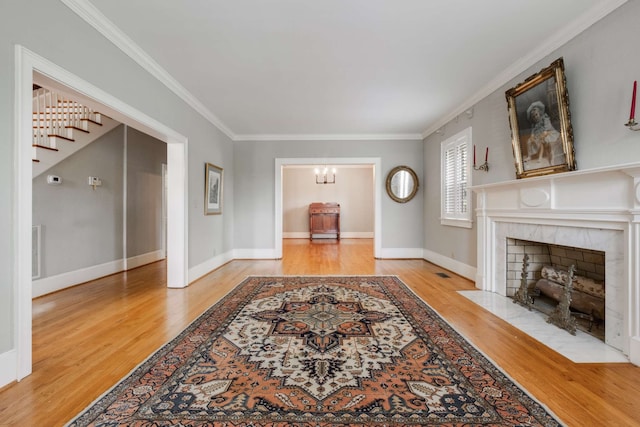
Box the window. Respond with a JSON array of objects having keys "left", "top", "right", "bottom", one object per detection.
[{"left": 441, "top": 127, "right": 472, "bottom": 228}]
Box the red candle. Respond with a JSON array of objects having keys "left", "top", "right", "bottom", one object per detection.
[
  {"left": 485, "top": 147, "right": 489, "bottom": 162},
  {"left": 631, "top": 80, "right": 637, "bottom": 121},
  {"left": 473, "top": 145, "right": 476, "bottom": 166}
]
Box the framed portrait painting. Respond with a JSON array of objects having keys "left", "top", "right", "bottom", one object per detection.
[
  {"left": 205, "top": 162, "right": 223, "bottom": 215},
  {"left": 505, "top": 58, "right": 576, "bottom": 179}
]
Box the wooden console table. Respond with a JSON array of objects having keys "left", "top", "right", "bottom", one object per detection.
[{"left": 309, "top": 202, "right": 340, "bottom": 240}]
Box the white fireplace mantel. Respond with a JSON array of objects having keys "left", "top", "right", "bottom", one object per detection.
[{"left": 472, "top": 162, "right": 640, "bottom": 366}]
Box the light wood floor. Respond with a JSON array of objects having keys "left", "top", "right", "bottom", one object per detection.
[{"left": 1, "top": 239, "right": 639, "bottom": 426}]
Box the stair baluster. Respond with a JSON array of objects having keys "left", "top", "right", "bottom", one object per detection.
[{"left": 32, "top": 86, "right": 109, "bottom": 174}]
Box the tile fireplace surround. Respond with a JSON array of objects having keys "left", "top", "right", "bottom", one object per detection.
[{"left": 472, "top": 163, "right": 640, "bottom": 366}]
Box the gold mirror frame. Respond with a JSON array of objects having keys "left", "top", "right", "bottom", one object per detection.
[{"left": 386, "top": 166, "right": 419, "bottom": 203}]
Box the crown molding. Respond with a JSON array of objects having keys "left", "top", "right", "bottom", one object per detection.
[
  {"left": 60, "top": 0, "right": 237, "bottom": 141},
  {"left": 61, "top": 0, "right": 626, "bottom": 143},
  {"left": 421, "top": 0, "right": 629, "bottom": 139},
  {"left": 234, "top": 133, "right": 424, "bottom": 142},
  {"left": 59, "top": 0, "right": 422, "bottom": 143}
]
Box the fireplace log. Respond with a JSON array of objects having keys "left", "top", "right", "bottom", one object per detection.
[
  {"left": 535, "top": 278, "right": 605, "bottom": 320},
  {"left": 541, "top": 266, "right": 605, "bottom": 299}
]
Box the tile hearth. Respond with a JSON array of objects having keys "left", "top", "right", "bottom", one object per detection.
[{"left": 458, "top": 290, "right": 627, "bottom": 363}]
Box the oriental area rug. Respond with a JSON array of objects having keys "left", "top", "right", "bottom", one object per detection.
[{"left": 68, "top": 276, "right": 561, "bottom": 426}]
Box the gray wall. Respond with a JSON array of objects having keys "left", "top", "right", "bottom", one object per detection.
[
  {"left": 234, "top": 140, "right": 423, "bottom": 250},
  {"left": 1, "top": 0, "right": 234, "bottom": 354},
  {"left": 423, "top": 0, "right": 640, "bottom": 269},
  {"left": 32, "top": 125, "right": 168, "bottom": 280},
  {"left": 33, "top": 126, "right": 125, "bottom": 278},
  {"left": 126, "top": 127, "right": 167, "bottom": 257},
  {"left": 283, "top": 166, "right": 374, "bottom": 235}
]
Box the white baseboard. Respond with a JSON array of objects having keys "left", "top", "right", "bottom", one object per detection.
[
  {"left": 232, "top": 248, "right": 279, "bottom": 259},
  {"left": 30, "top": 246, "right": 476, "bottom": 299},
  {"left": 343, "top": 232, "right": 374, "bottom": 238},
  {"left": 283, "top": 232, "right": 310, "bottom": 239},
  {"left": 33, "top": 259, "right": 125, "bottom": 298},
  {"left": 32, "top": 251, "right": 166, "bottom": 298},
  {"left": 630, "top": 336, "right": 640, "bottom": 366},
  {"left": 283, "top": 232, "right": 374, "bottom": 239},
  {"left": 125, "top": 249, "right": 165, "bottom": 270},
  {"left": 377, "top": 247, "right": 424, "bottom": 259},
  {"left": 422, "top": 248, "right": 477, "bottom": 281},
  {"left": 188, "top": 250, "right": 234, "bottom": 283},
  {"left": 0, "top": 349, "right": 17, "bottom": 389}
]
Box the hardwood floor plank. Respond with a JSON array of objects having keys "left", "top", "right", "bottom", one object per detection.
[{"left": 0, "top": 239, "right": 638, "bottom": 426}]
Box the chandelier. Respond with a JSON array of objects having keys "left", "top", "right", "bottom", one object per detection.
[{"left": 314, "top": 166, "right": 336, "bottom": 184}]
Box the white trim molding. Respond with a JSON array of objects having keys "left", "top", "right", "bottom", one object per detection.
[
  {"left": 15, "top": 45, "right": 189, "bottom": 384},
  {"left": 232, "top": 248, "right": 279, "bottom": 260},
  {"left": 423, "top": 249, "right": 476, "bottom": 281},
  {"left": 283, "top": 232, "right": 374, "bottom": 239},
  {"left": 422, "top": 0, "right": 628, "bottom": 138},
  {"left": 377, "top": 248, "right": 424, "bottom": 260},
  {"left": 275, "top": 157, "right": 382, "bottom": 259},
  {"left": 14, "top": 45, "right": 34, "bottom": 382},
  {"left": 32, "top": 250, "right": 167, "bottom": 299},
  {"left": 235, "top": 134, "right": 423, "bottom": 142},
  {"left": 60, "top": 0, "right": 235, "bottom": 141},
  {"left": 472, "top": 161, "right": 640, "bottom": 365},
  {"left": 61, "top": 0, "right": 627, "bottom": 143},
  {"left": 125, "top": 250, "right": 166, "bottom": 271},
  {"left": 32, "top": 260, "right": 124, "bottom": 298},
  {"left": 59, "top": 0, "right": 426, "bottom": 143},
  {"left": 188, "top": 251, "right": 235, "bottom": 284}
]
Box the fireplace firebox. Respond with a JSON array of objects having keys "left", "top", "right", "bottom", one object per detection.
[
  {"left": 472, "top": 164, "right": 640, "bottom": 365},
  {"left": 507, "top": 239, "right": 605, "bottom": 340}
]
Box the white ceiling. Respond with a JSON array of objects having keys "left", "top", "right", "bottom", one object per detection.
[{"left": 80, "top": 0, "right": 624, "bottom": 141}]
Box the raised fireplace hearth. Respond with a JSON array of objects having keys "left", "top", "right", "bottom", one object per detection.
[{"left": 472, "top": 163, "right": 640, "bottom": 365}]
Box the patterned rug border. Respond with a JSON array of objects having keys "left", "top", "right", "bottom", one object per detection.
[
  {"left": 66, "top": 275, "right": 565, "bottom": 426},
  {"left": 389, "top": 276, "right": 564, "bottom": 426},
  {"left": 376, "top": 275, "right": 564, "bottom": 427},
  {"left": 414, "top": 290, "right": 565, "bottom": 426}
]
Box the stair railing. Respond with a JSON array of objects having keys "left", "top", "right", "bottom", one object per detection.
[{"left": 33, "top": 87, "right": 100, "bottom": 150}]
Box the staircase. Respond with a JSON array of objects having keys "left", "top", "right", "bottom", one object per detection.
[{"left": 32, "top": 86, "right": 119, "bottom": 178}]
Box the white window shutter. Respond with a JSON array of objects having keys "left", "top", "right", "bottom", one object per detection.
[{"left": 441, "top": 128, "right": 472, "bottom": 227}]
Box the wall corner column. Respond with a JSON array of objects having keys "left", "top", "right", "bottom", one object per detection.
[
  {"left": 621, "top": 168, "right": 640, "bottom": 363},
  {"left": 474, "top": 190, "right": 492, "bottom": 291}
]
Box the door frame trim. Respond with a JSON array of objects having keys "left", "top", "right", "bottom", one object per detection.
[
  {"left": 275, "top": 157, "right": 381, "bottom": 258},
  {"left": 14, "top": 45, "right": 189, "bottom": 380}
]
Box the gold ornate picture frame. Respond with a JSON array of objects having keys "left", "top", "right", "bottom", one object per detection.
[
  {"left": 205, "top": 162, "right": 223, "bottom": 215},
  {"left": 506, "top": 58, "right": 576, "bottom": 179}
]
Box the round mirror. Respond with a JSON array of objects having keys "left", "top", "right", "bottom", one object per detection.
[{"left": 386, "top": 166, "right": 419, "bottom": 203}]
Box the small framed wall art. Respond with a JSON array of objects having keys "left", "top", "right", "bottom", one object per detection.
[
  {"left": 205, "top": 162, "right": 223, "bottom": 215},
  {"left": 505, "top": 58, "right": 576, "bottom": 179}
]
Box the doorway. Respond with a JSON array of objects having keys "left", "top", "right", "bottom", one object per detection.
[
  {"left": 275, "top": 157, "right": 382, "bottom": 259},
  {"left": 162, "top": 163, "right": 168, "bottom": 259},
  {"left": 15, "top": 46, "right": 188, "bottom": 381}
]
